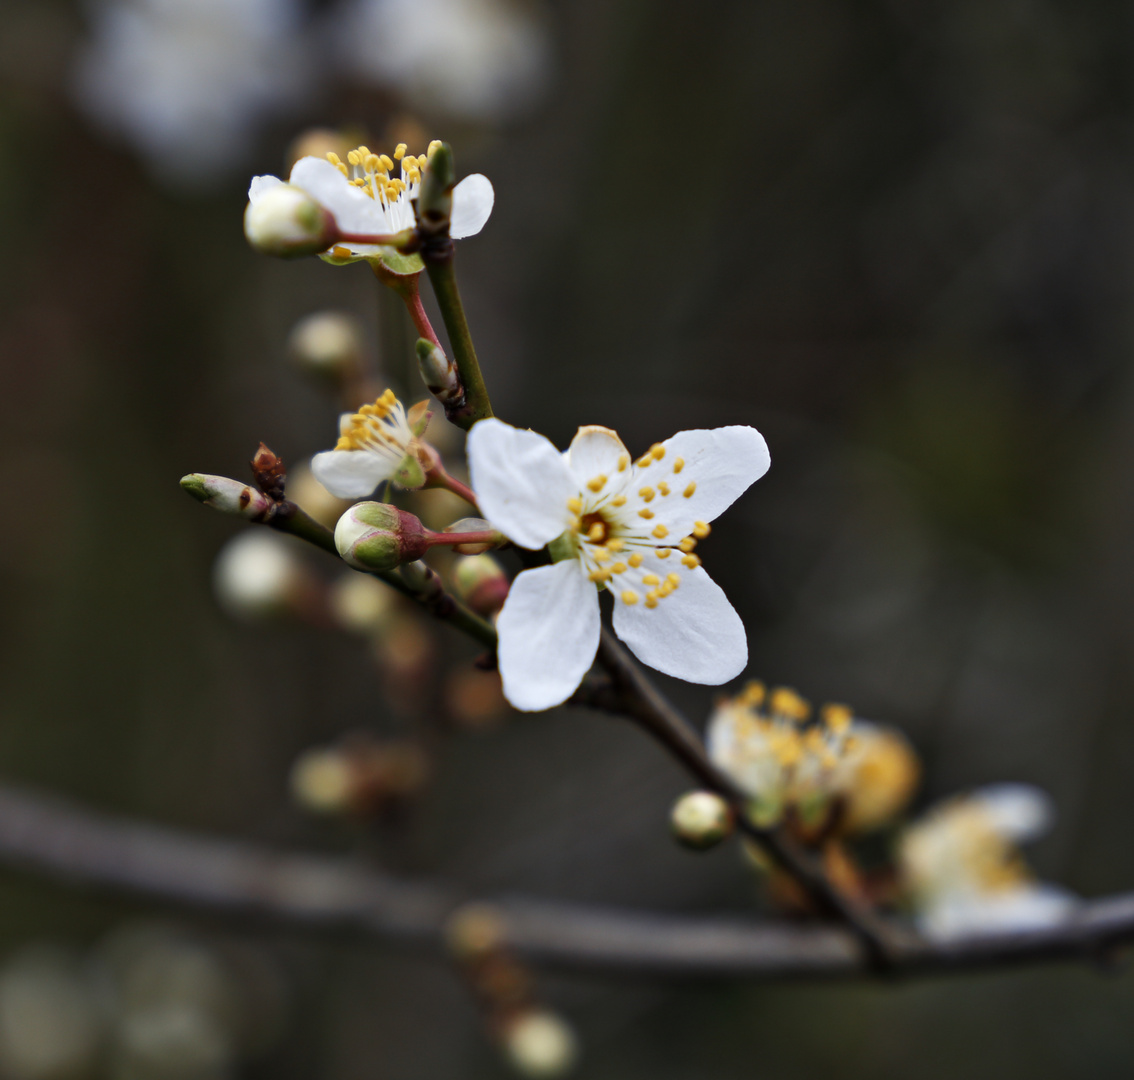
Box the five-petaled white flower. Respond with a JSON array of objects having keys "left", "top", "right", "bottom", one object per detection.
[
  {"left": 247, "top": 141, "right": 494, "bottom": 262},
  {"left": 467, "top": 418, "right": 771, "bottom": 711},
  {"left": 312, "top": 390, "right": 430, "bottom": 497}
]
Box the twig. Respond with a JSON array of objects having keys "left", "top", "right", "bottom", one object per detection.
[{"left": 0, "top": 782, "right": 1126, "bottom": 981}]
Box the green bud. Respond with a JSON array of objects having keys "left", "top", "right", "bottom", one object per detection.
[
  {"left": 418, "top": 143, "right": 455, "bottom": 225},
  {"left": 334, "top": 503, "right": 430, "bottom": 572},
  {"left": 415, "top": 338, "right": 464, "bottom": 408},
  {"left": 670, "top": 790, "right": 735, "bottom": 850},
  {"left": 452, "top": 554, "right": 509, "bottom": 616}
]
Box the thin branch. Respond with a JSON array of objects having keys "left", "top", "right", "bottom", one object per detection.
[{"left": 0, "top": 782, "right": 1126, "bottom": 980}]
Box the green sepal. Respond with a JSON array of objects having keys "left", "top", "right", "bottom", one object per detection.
[
  {"left": 370, "top": 249, "right": 425, "bottom": 276},
  {"left": 393, "top": 453, "right": 426, "bottom": 490},
  {"left": 547, "top": 531, "right": 578, "bottom": 564}
]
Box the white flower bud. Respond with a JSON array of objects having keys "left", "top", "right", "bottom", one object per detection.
[
  {"left": 415, "top": 337, "right": 463, "bottom": 407},
  {"left": 288, "top": 312, "right": 365, "bottom": 380},
  {"left": 334, "top": 503, "right": 429, "bottom": 572},
  {"left": 670, "top": 791, "right": 735, "bottom": 850},
  {"left": 212, "top": 533, "right": 306, "bottom": 620},
  {"left": 503, "top": 1011, "right": 578, "bottom": 1079},
  {"left": 244, "top": 184, "right": 334, "bottom": 258},
  {"left": 181, "top": 474, "right": 272, "bottom": 519}
]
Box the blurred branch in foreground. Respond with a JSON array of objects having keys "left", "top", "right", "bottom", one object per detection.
[{"left": 0, "top": 782, "right": 1129, "bottom": 981}]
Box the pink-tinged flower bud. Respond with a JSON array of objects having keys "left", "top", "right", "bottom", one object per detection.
[
  {"left": 180, "top": 473, "right": 273, "bottom": 519},
  {"left": 334, "top": 502, "right": 429, "bottom": 572},
  {"left": 444, "top": 517, "right": 504, "bottom": 556},
  {"left": 243, "top": 184, "right": 335, "bottom": 257},
  {"left": 670, "top": 790, "right": 735, "bottom": 850},
  {"left": 452, "top": 554, "right": 509, "bottom": 616}
]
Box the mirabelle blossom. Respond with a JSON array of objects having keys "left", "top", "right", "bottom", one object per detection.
[
  {"left": 467, "top": 418, "right": 770, "bottom": 711},
  {"left": 246, "top": 142, "right": 494, "bottom": 262},
  {"left": 898, "top": 784, "right": 1077, "bottom": 940},
  {"left": 312, "top": 390, "right": 430, "bottom": 497}
]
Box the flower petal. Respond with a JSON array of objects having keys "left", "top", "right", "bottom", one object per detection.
[
  {"left": 564, "top": 425, "right": 632, "bottom": 490},
  {"left": 497, "top": 561, "right": 601, "bottom": 711},
  {"left": 289, "top": 156, "right": 388, "bottom": 236},
  {"left": 248, "top": 174, "right": 283, "bottom": 201},
  {"left": 467, "top": 419, "right": 576, "bottom": 549},
  {"left": 310, "top": 449, "right": 394, "bottom": 499},
  {"left": 450, "top": 173, "right": 494, "bottom": 239},
  {"left": 611, "top": 564, "right": 747, "bottom": 684},
  {"left": 643, "top": 426, "right": 770, "bottom": 540},
  {"left": 973, "top": 784, "right": 1054, "bottom": 843}
]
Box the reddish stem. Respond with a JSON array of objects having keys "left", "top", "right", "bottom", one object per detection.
[
  {"left": 423, "top": 529, "right": 502, "bottom": 549},
  {"left": 399, "top": 279, "right": 443, "bottom": 350}
]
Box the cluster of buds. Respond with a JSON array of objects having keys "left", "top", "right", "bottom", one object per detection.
[
  {"left": 445, "top": 905, "right": 578, "bottom": 1078},
  {"left": 706, "top": 682, "right": 919, "bottom": 837}
]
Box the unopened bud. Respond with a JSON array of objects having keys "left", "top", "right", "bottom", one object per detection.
[
  {"left": 212, "top": 533, "right": 307, "bottom": 620},
  {"left": 416, "top": 338, "right": 464, "bottom": 408},
  {"left": 180, "top": 474, "right": 273, "bottom": 519},
  {"left": 330, "top": 573, "right": 397, "bottom": 634},
  {"left": 503, "top": 1010, "right": 579, "bottom": 1079},
  {"left": 444, "top": 517, "right": 503, "bottom": 556},
  {"left": 290, "top": 749, "right": 352, "bottom": 815},
  {"left": 334, "top": 503, "right": 429, "bottom": 572},
  {"left": 418, "top": 143, "right": 455, "bottom": 228},
  {"left": 289, "top": 312, "right": 365, "bottom": 382},
  {"left": 452, "top": 554, "right": 509, "bottom": 616},
  {"left": 670, "top": 791, "right": 735, "bottom": 850},
  {"left": 244, "top": 184, "right": 335, "bottom": 257},
  {"left": 291, "top": 738, "right": 430, "bottom": 817}
]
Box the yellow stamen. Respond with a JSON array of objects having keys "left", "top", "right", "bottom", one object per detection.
[
  {"left": 657, "top": 482, "right": 671, "bottom": 496},
  {"left": 684, "top": 482, "right": 697, "bottom": 498},
  {"left": 652, "top": 524, "right": 669, "bottom": 539},
  {"left": 332, "top": 245, "right": 351, "bottom": 259},
  {"left": 636, "top": 454, "right": 653, "bottom": 468},
  {"left": 656, "top": 548, "right": 671, "bottom": 559},
  {"left": 592, "top": 547, "right": 610, "bottom": 563},
  {"left": 611, "top": 495, "right": 628, "bottom": 507},
  {"left": 588, "top": 523, "right": 605, "bottom": 542},
  {"left": 394, "top": 143, "right": 407, "bottom": 160},
  {"left": 692, "top": 521, "right": 711, "bottom": 539},
  {"left": 628, "top": 553, "right": 644, "bottom": 568},
  {"left": 617, "top": 454, "right": 630, "bottom": 471},
  {"left": 567, "top": 497, "right": 583, "bottom": 514},
  {"left": 822, "top": 704, "right": 854, "bottom": 735},
  {"left": 681, "top": 554, "right": 701, "bottom": 568},
  {"left": 638, "top": 508, "right": 655, "bottom": 519},
  {"left": 589, "top": 568, "right": 612, "bottom": 583},
  {"left": 621, "top": 590, "right": 638, "bottom": 606},
  {"left": 639, "top": 487, "right": 656, "bottom": 502},
  {"left": 678, "top": 537, "right": 697, "bottom": 553},
  {"left": 611, "top": 562, "right": 627, "bottom": 574},
  {"left": 769, "top": 687, "right": 811, "bottom": 721},
  {"left": 645, "top": 593, "right": 659, "bottom": 609},
  {"left": 666, "top": 573, "right": 681, "bottom": 588},
  {"left": 586, "top": 474, "right": 607, "bottom": 493},
  {"left": 740, "top": 681, "right": 766, "bottom": 707},
  {"left": 673, "top": 458, "right": 685, "bottom": 473},
  {"left": 650, "top": 443, "right": 666, "bottom": 460},
  {"left": 642, "top": 574, "right": 660, "bottom": 586},
  {"left": 607, "top": 539, "right": 625, "bottom": 552}
]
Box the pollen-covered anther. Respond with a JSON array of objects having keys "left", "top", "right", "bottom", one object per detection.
[
  {"left": 822, "top": 703, "right": 854, "bottom": 735},
  {"left": 650, "top": 443, "right": 666, "bottom": 461},
  {"left": 692, "top": 521, "right": 711, "bottom": 539},
  {"left": 684, "top": 482, "right": 697, "bottom": 498},
  {"left": 642, "top": 574, "right": 660, "bottom": 586},
  {"left": 656, "top": 548, "right": 672, "bottom": 559},
  {"left": 611, "top": 495, "right": 627, "bottom": 507},
  {"left": 770, "top": 687, "right": 811, "bottom": 721},
  {"left": 645, "top": 592, "right": 659, "bottom": 609},
  {"left": 617, "top": 454, "right": 629, "bottom": 471},
  {"left": 666, "top": 573, "right": 681, "bottom": 588},
  {"left": 678, "top": 537, "right": 697, "bottom": 554},
  {"left": 586, "top": 474, "right": 608, "bottom": 493},
  {"left": 628, "top": 553, "right": 644, "bottom": 568},
  {"left": 639, "top": 487, "right": 656, "bottom": 502},
  {"left": 673, "top": 457, "right": 685, "bottom": 473},
  {"left": 592, "top": 546, "right": 611, "bottom": 563},
  {"left": 588, "top": 568, "right": 612, "bottom": 583},
  {"left": 657, "top": 482, "right": 671, "bottom": 496},
  {"left": 638, "top": 509, "right": 655, "bottom": 519},
  {"left": 607, "top": 539, "right": 625, "bottom": 552},
  {"left": 652, "top": 524, "right": 669, "bottom": 539},
  {"left": 681, "top": 554, "right": 701, "bottom": 568},
  {"left": 566, "top": 497, "right": 583, "bottom": 514},
  {"left": 587, "top": 522, "right": 605, "bottom": 542},
  {"left": 621, "top": 590, "right": 639, "bottom": 605},
  {"left": 611, "top": 562, "right": 627, "bottom": 574}
]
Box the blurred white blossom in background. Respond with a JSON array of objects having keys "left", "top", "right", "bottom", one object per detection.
[
  {"left": 72, "top": 0, "right": 315, "bottom": 186},
  {"left": 331, "top": 0, "right": 551, "bottom": 122}
]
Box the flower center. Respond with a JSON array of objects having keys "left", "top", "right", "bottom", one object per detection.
[
  {"left": 325, "top": 141, "right": 443, "bottom": 207},
  {"left": 335, "top": 390, "right": 412, "bottom": 454}
]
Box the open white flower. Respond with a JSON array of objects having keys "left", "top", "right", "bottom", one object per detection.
[
  {"left": 246, "top": 141, "right": 494, "bottom": 262},
  {"left": 312, "top": 390, "right": 429, "bottom": 497},
  {"left": 899, "top": 784, "right": 1077, "bottom": 941},
  {"left": 467, "top": 418, "right": 771, "bottom": 711}
]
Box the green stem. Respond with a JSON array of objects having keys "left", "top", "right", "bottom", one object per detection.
[{"left": 425, "top": 258, "right": 493, "bottom": 430}]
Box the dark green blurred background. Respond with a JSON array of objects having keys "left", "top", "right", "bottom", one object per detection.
[{"left": 2, "top": 0, "right": 1134, "bottom": 1076}]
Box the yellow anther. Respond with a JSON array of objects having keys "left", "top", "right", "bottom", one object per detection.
[
  {"left": 621, "top": 590, "right": 639, "bottom": 606},
  {"left": 380, "top": 154, "right": 394, "bottom": 170},
  {"left": 638, "top": 508, "right": 655, "bottom": 519},
  {"left": 642, "top": 574, "right": 661, "bottom": 586},
  {"left": 394, "top": 143, "right": 407, "bottom": 160},
  {"left": 607, "top": 539, "right": 625, "bottom": 552},
  {"left": 652, "top": 524, "right": 670, "bottom": 539},
  {"left": 678, "top": 536, "right": 697, "bottom": 554},
  {"left": 740, "top": 680, "right": 766, "bottom": 707},
  {"left": 666, "top": 573, "right": 681, "bottom": 588},
  {"left": 326, "top": 152, "right": 342, "bottom": 165},
  {"left": 588, "top": 522, "right": 605, "bottom": 542},
  {"left": 658, "top": 582, "right": 674, "bottom": 598},
  {"left": 684, "top": 482, "right": 697, "bottom": 498},
  {"left": 645, "top": 593, "right": 659, "bottom": 609},
  {"left": 656, "top": 548, "right": 672, "bottom": 559},
  {"left": 639, "top": 487, "right": 656, "bottom": 502},
  {"left": 628, "top": 553, "right": 644, "bottom": 568},
  {"left": 589, "top": 568, "right": 612, "bottom": 583},
  {"left": 611, "top": 495, "right": 628, "bottom": 507},
  {"left": 347, "top": 149, "right": 361, "bottom": 165},
  {"left": 769, "top": 687, "right": 811, "bottom": 722},
  {"left": 357, "top": 144, "right": 371, "bottom": 158},
  {"left": 611, "top": 562, "right": 627, "bottom": 574},
  {"left": 331, "top": 245, "right": 351, "bottom": 259},
  {"left": 428, "top": 140, "right": 443, "bottom": 155},
  {"left": 567, "top": 497, "right": 583, "bottom": 514},
  {"left": 692, "top": 521, "right": 711, "bottom": 539},
  {"left": 681, "top": 554, "right": 701, "bottom": 568},
  {"left": 636, "top": 455, "right": 653, "bottom": 468},
  {"left": 417, "top": 154, "right": 428, "bottom": 167},
  {"left": 673, "top": 457, "right": 685, "bottom": 473},
  {"left": 586, "top": 474, "right": 607, "bottom": 493},
  {"left": 650, "top": 443, "right": 666, "bottom": 460},
  {"left": 365, "top": 152, "right": 381, "bottom": 171},
  {"left": 567, "top": 516, "right": 580, "bottom": 531},
  {"left": 822, "top": 703, "right": 854, "bottom": 735},
  {"left": 657, "top": 482, "right": 671, "bottom": 496},
  {"left": 592, "top": 547, "right": 610, "bottom": 563},
  {"left": 618, "top": 454, "right": 630, "bottom": 471}
]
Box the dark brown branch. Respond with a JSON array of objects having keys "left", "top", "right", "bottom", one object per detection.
[
  {"left": 0, "top": 781, "right": 1125, "bottom": 981},
  {"left": 581, "top": 630, "right": 902, "bottom": 967}
]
